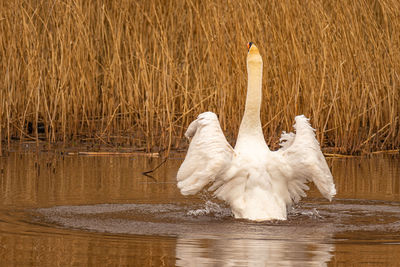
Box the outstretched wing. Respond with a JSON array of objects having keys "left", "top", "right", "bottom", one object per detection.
[
  {"left": 277, "top": 115, "right": 336, "bottom": 203},
  {"left": 177, "top": 112, "right": 234, "bottom": 195}
]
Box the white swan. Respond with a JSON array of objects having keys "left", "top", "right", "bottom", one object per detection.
[{"left": 177, "top": 43, "right": 336, "bottom": 221}]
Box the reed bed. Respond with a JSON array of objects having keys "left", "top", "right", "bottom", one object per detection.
[{"left": 0, "top": 0, "right": 399, "bottom": 154}]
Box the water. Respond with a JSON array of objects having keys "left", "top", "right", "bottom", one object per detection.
[{"left": 0, "top": 151, "right": 399, "bottom": 266}]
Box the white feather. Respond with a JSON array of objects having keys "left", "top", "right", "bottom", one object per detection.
[
  {"left": 176, "top": 44, "right": 336, "bottom": 221},
  {"left": 177, "top": 112, "right": 234, "bottom": 196},
  {"left": 277, "top": 115, "right": 336, "bottom": 203}
]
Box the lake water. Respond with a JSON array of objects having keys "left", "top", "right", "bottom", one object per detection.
[{"left": 0, "top": 151, "right": 399, "bottom": 266}]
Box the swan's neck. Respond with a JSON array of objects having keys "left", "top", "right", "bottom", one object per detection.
[{"left": 236, "top": 60, "right": 267, "bottom": 150}]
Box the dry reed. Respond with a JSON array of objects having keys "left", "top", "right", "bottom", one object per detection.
[{"left": 0, "top": 0, "right": 399, "bottom": 154}]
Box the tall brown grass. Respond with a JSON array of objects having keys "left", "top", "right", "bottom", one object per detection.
[{"left": 0, "top": 0, "right": 399, "bottom": 154}]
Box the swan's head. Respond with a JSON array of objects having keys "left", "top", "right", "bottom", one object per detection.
[{"left": 246, "top": 42, "right": 263, "bottom": 67}]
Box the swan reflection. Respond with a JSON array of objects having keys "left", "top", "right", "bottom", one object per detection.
[{"left": 176, "top": 226, "right": 334, "bottom": 266}]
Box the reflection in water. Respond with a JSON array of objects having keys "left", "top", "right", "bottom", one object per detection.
[
  {"left": 0, "top": 228, "right": 176, "bottom": 266},
  {"left": 33, "top": 199, "right": 400, "bottom": 266},
  {"left": 34, "top": 202, "right": 336, "bottom": 266},
  {"left": 331, "top": 155, "right": 400, "bottom": 201},
  {"left": 0, "top": 152, "right": 399, "bottom": 265},
  {"left": 0, "top": 153, "right": 182, "bottom": 207},
  {"left": 176, "top": 232, "right": 334, "bottom": 266}
]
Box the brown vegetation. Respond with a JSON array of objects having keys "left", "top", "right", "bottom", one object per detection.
[{"left": 0, "top": 0, "right": 399, "bottom": 154}]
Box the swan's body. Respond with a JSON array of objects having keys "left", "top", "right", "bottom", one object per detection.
[{"left": 177, "top": 43, "right": 336, "bottom": 221}]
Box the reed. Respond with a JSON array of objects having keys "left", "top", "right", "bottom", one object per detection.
[{"left": 0, "top": 0, "right": 399, "bottom": 154}]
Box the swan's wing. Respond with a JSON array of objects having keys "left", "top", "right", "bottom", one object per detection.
[
  {"left": 177, "top": 112, "right": 234, "bottom": 195},
  {"left": 278, "top": 115, "right": 336, "bottom": 203}
]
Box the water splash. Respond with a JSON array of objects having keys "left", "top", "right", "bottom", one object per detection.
[
  {"left": 300, "top": 208, "right": 323, "bottom": 219},
  {"left": 186, "top": 201, "right": 232, "bottom": 218},
  {"left": 288, "top": 205, "right": 323, "bottom": 220}
]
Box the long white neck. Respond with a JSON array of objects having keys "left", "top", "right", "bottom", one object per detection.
[{"left": 235, "top": 46, "right": 268, "bottom": 151}]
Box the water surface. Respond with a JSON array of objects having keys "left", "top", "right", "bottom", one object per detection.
[{"left": 0, "top": 151, "right": 399, "bottom": 266}]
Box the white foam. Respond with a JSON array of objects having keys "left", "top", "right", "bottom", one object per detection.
[{"left": 187, "top": 201, "right": 231, "bottom": 218}]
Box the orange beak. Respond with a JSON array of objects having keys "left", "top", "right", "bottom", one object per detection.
[{"left": 247, "top": 42, "right": 253, "bottom": 51}]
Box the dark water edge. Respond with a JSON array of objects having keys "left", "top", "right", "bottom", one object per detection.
[{"left": 0, "top": 152, "right": 399, "bottom": 266}]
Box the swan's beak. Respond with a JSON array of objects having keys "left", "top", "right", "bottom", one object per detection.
[
  {"left": 247, "top": 42, "right": 253, "bottom": 51},
  {"left": 247, "top": 42, "right": 259, "bottom": 54},
  {"left": 246, "top": 42, "right": 262, "bottom": 65}
]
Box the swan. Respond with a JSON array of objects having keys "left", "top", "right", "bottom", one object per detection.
[{"left": 177, "top": 42, "right": 336, "bottom": 221}]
